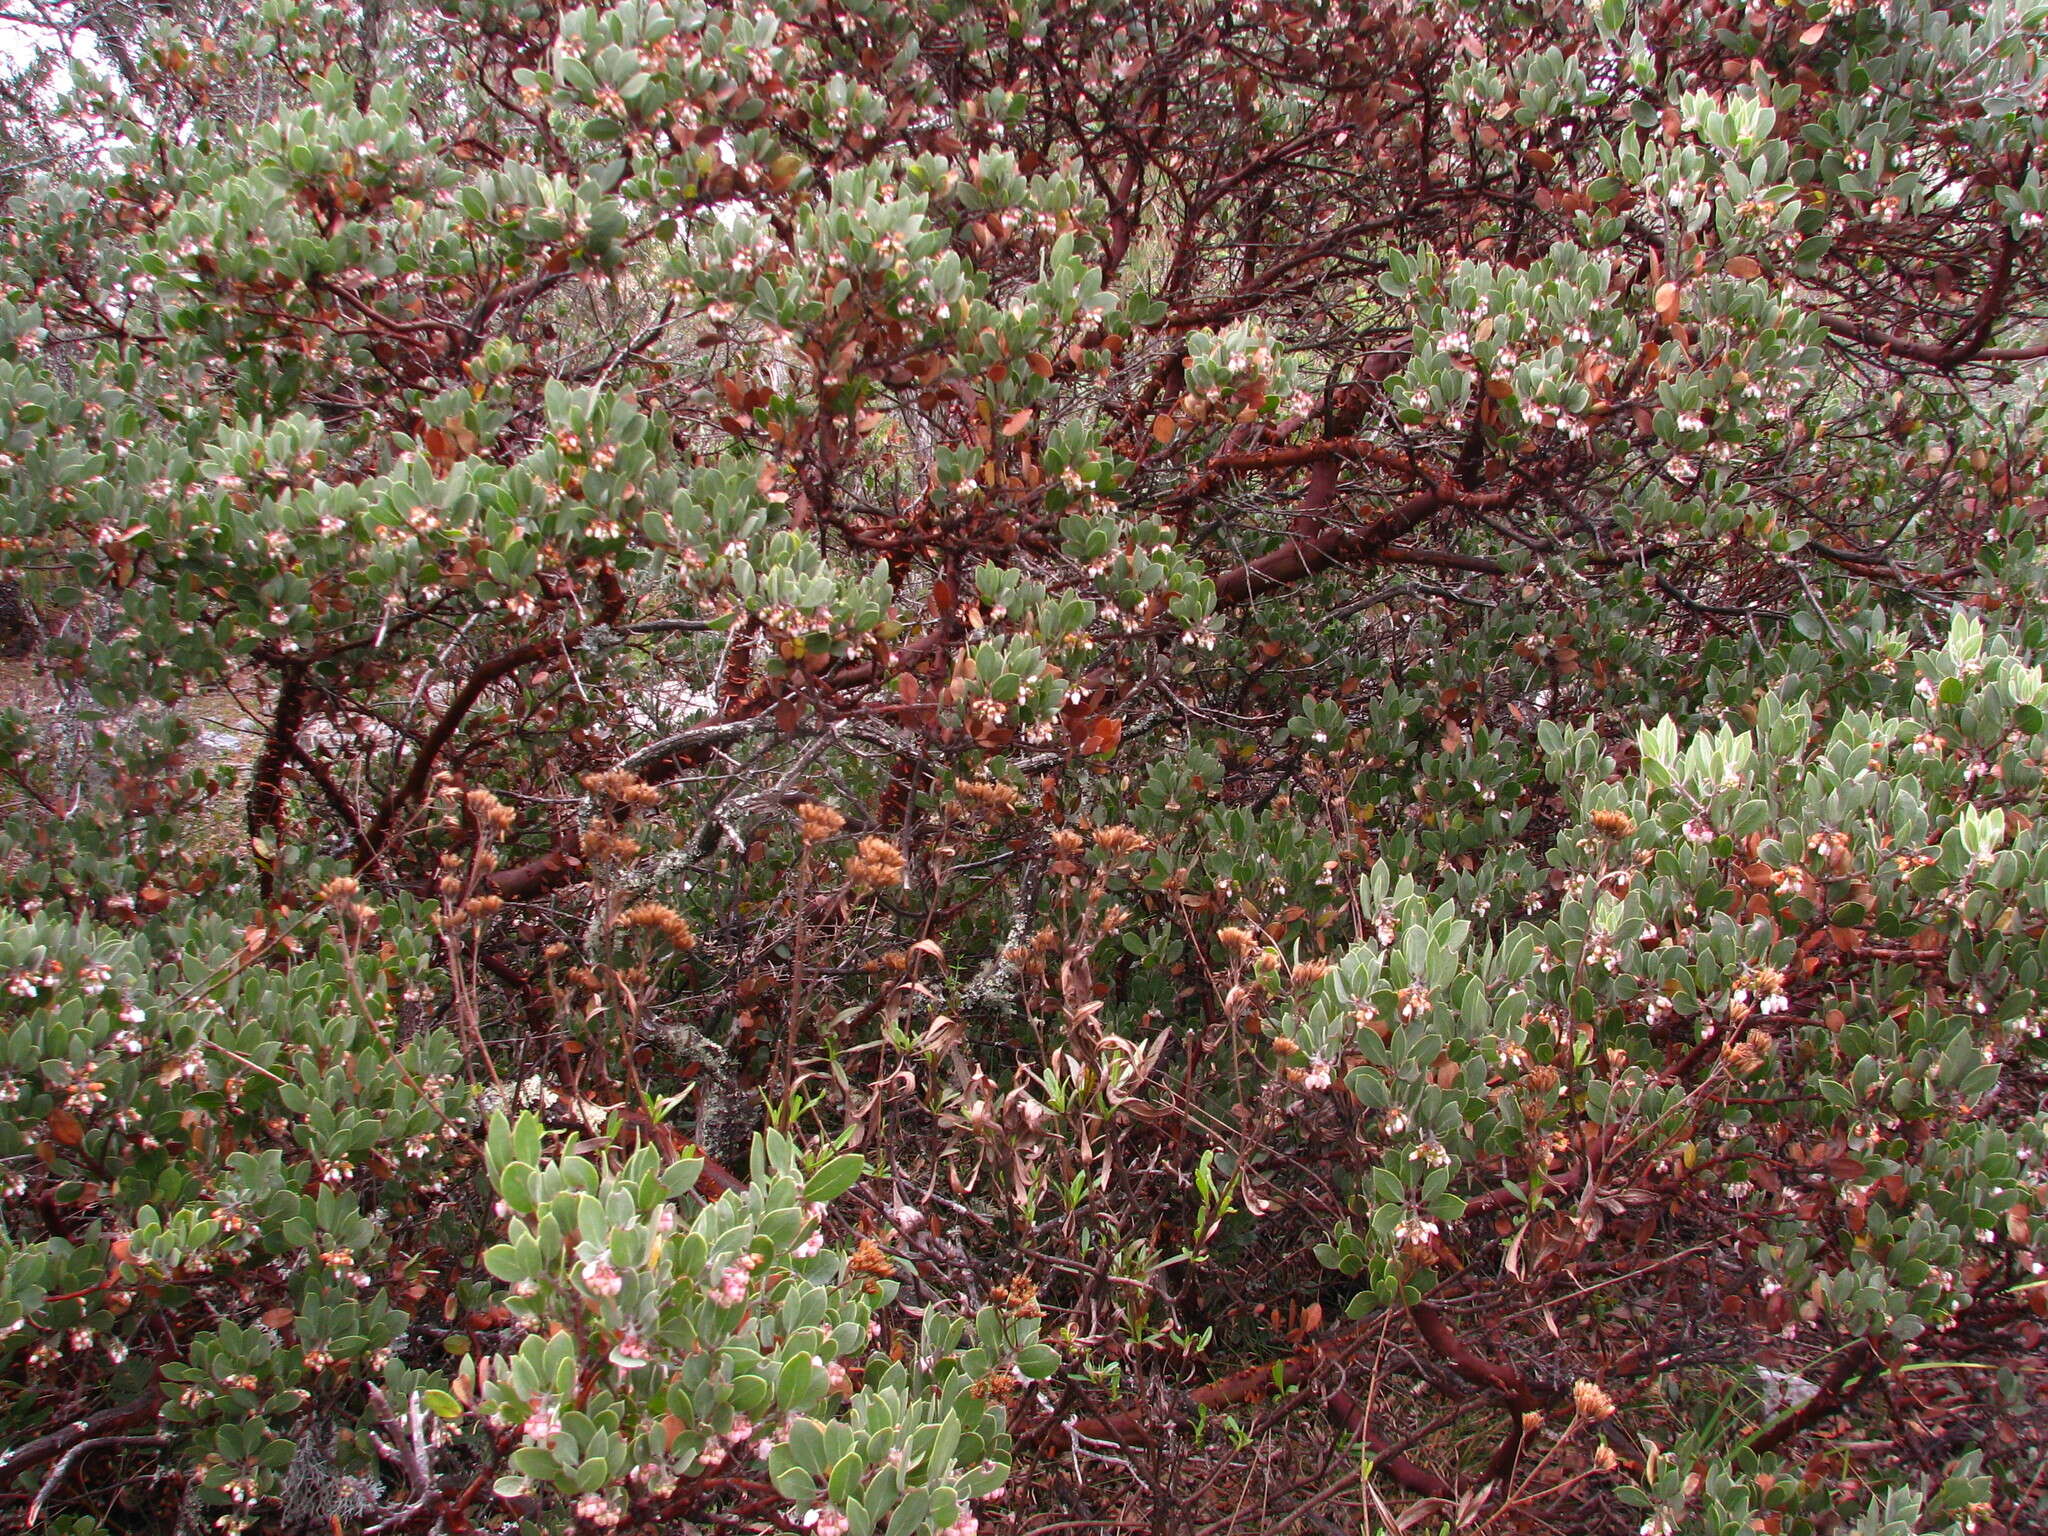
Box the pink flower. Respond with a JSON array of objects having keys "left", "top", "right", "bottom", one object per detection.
[{"left": 611, "top": 1329, "right": 650, "bottom": 1369}]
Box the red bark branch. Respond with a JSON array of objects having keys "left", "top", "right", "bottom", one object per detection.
[
  {"left": 1740, "top": 1344, "right": 1879, "bottom": 1457},
  {"left": 0, "top": 1391, "right": 160, "bottom": 1484},
  {"left": 358, "top": 635, "right": 565, "bottom": 867},
  {"left": 1213, "top": 485, "right": 1449, "bottom": 606},
  {"left": 1818, "top": 235, "right": 2044, "bottom": 367},
  {"left": 1408, "top": 1300, "right": 1539, "bottom": 1412}
]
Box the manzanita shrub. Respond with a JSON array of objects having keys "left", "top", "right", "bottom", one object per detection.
[{"left": 0, "top": 0, "right": 2045, "bottom": 1531}]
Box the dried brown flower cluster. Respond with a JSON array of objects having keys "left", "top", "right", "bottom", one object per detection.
[
  {"left": 990, "top": 1273, "right": 1042, "bottom": 1319},
  {"left": 968, "top": 1369, "right": 1019, "bottom": 1403},
  {"left": 617, "top": 902, "right": 698, "bottom": 950},
  {"left": 797, "top": 800, "right": 847, "bottom": 844},
  {"left": 1572, "top": 1380, "right": 1616, "bottom": 1421},
  {"left": 464, "top": 787, "right": 518, "bottom": 832},
  {"left": 1091, "top": 824, "right": 1148, "bottom": 857},
  {"left": 580, "top": 827, "right": 642, "bottom": 864},
  {"left": 951, "top": 777, "right": 1025, "bottom": 817},
  {"left": 1589, "top": 808, "right": 1637, "bottom": 839},
  {"left": 845, "top": 1238, "right": 896, "bottom": 1282},
  {"left": 1721, "top": 1027, "right": 1777, "bottom": 1076},
  {"left": 846, "top": 836, "right": 906, "bottom": 890},
  {"left": 581, "top": 770, "right": 663, "bottom": 810},
  {"left": 1289, "top": 958, "right": 1329, "bottom": 987},
  {"left": 317, "top": 875, "right": 378, "bottom": 927}
]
